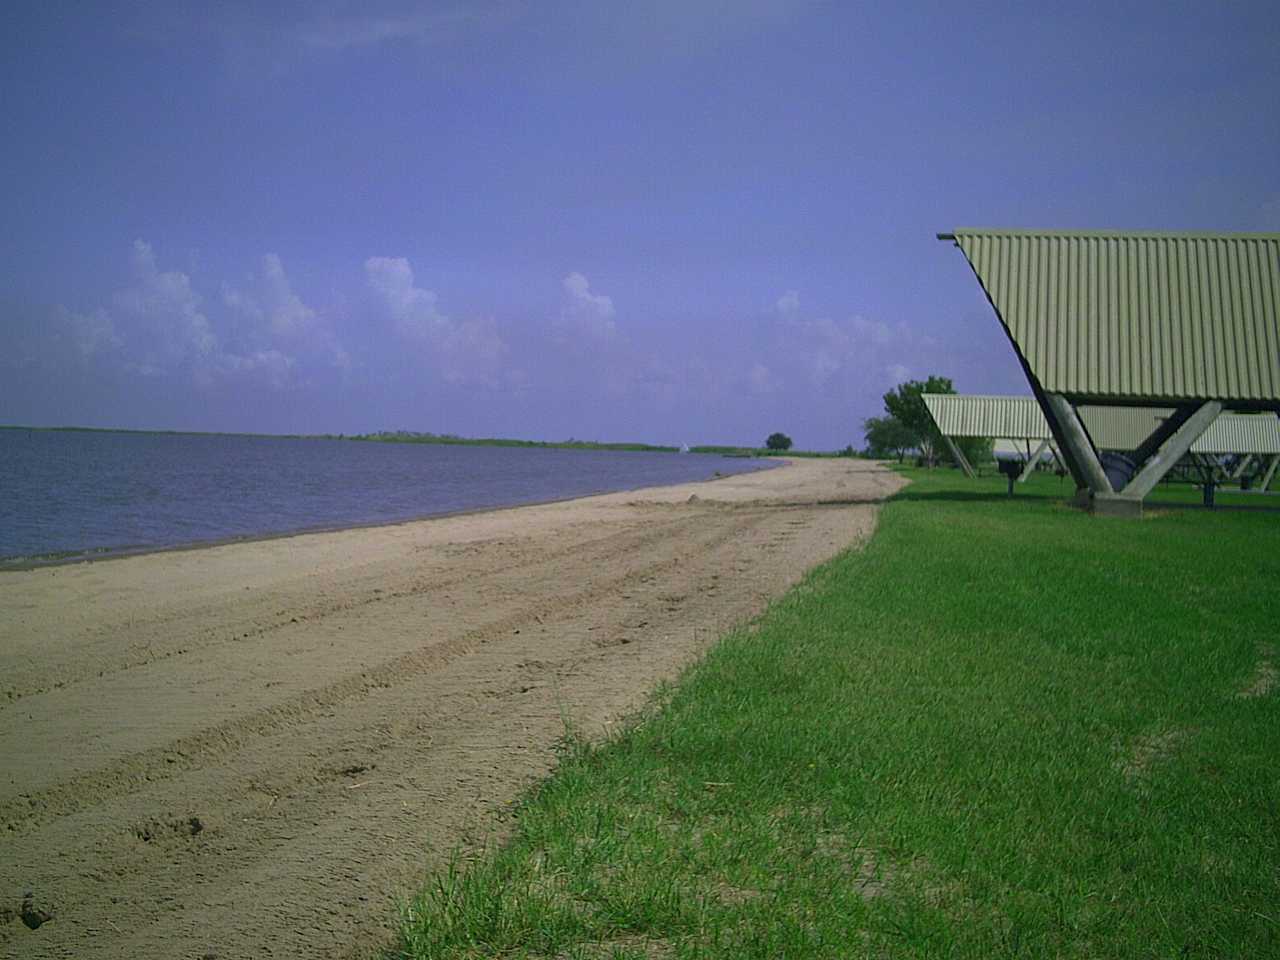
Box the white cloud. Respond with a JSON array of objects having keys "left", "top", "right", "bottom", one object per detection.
[
  {"left": 365, "top": 255, "right": 509, "bottom": 385},
  {"left": 224, "top": 349, "right": 296, "bottom": 390},
  {"left": 557, "top": 272, "right": 617, "bottom": 341},
  {"left": 771, "top": 291, "right": 933, "bottom": 391},
  {"left": 58, "top": 305, "right": 121, "bottom": 361},
  {"left": 851, "top": 315, "right": 892, "bottom": 346},
  {"left": 297, "top": 4, "right": 517, "bottom": 51},
  {"left": 258, "top": 253, "right": 316, "bottom": 336},
  {"left": 225, "top": 254, "right": 348, "bottom": 371},
  {"left": 115, "top": 240, "right": 218, "bottom": 374},
  {"left": 886, "top": 363, "right": 911, "bottom": 383},
  {"left": 365, "top": 256, "right": 450, "bottom": 341},
  {"left": 52, "top": 241, "right": 350, "bottom": 389}
]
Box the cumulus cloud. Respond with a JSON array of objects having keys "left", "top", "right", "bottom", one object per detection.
[
  {"left": 58, "top": 305, "right": 121, "bottom": 361},
  {"left": 115, "top": 240, "right": 219, "bottom": 374},
  {"left": 365, "top": 256, "right": 450, "bottom": 341},
  {"left": 223, "top": 253, "right": 316, "bottom": 336},
  {"left": 556, "top": 272, "right": 617, "bottom": 342},
  {"left": 224, "top": 348, "right": 296, "bottom": 390},
  {"left": 52, "top": 241, "right": 349, "bottom": 390},
  {"left": 365, "top": 255, "right": 509, "bottom": 386},
  {"left": 771, "top": 291, "right": 933, "bottom": 391},
  {"left": 225, "top": 254, "right": 348, "bottom": 371}
]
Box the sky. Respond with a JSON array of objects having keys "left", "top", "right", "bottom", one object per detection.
[{"left": 2, "top": 1, "right": 1278, "bottom": 449}]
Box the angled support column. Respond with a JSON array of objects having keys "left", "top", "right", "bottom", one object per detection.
[
  {"left": 1120, "top": 401, "right": 1223, "bottom": 500},
  {"left": 1017, "top": 439, "right": 1050, "bottom": 483},
  {"left": 1048, "top": 443, "right": 1066, "bottom": 472},
  {"left": 1259, "top": 454, "right": 1279, "bottom": 492},
  {"left": 1130, "top": 406, "right": 1195, "bottom": 467},
  {"left": 942, "top": 435, "right": 976, "bottom": 479},
  {"left": 1043, "top": 393, "right": 1112, "bottom": 496},
  {"left": 1229, "top": 454, "right": 1254, "bottom": 481}
]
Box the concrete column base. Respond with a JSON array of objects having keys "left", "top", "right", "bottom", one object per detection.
[{"left": 1091, "top": 495, "right": 1144, "bottom": 518}]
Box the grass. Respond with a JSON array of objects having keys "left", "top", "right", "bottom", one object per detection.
[{"left": 392, "top": 466, "right": 1280, "bottom": 959}]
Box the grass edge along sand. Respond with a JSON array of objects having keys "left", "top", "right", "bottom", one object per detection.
[{"left": 392, "top": 468, "right": 1280, "bottom": 959}]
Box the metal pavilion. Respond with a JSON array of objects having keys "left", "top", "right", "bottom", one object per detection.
[
  {"left": 922, "top": 393, "right": 1280, "bottom": 492},
  {"left": 938, "top": 229, "right": 1280, "bottom": 515}
]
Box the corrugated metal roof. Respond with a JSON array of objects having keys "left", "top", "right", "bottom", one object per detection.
[
  {"left": 923, "top": 393, "right": 1280, "bottom": 454},
  {"left": 922, "top": 394, "right": 1050, "bottom": 439},
  {"left": 1078, "top": 407, "right": 1280, "bottom": 453},
  {"left": 949, "top": 229, "right": 1280, "bottom": 403},
  {"left": 1197, "top": 412, "right": 1280, "bottom": 454},
  {"left": 1078, "top": 406, "right": 1168, "bottom": 450}
]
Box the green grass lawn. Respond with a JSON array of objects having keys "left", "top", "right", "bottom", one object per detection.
[{"left": 393, "top": 467, "right": 1280, "bottom": 959}]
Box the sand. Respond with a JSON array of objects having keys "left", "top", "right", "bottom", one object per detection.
[{"left": 0, "top": 457, "right": 905, "bottom": 958}]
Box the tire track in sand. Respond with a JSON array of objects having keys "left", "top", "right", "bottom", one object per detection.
[
  {"left": 0, "top": 514, "right": 698, "bottom": 705},
  {"left": 1, "top": 510, "right": 771, "bottom": 831}
]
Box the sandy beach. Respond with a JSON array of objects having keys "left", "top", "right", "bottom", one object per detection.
[{"left": 0, "top": 457, "right": 904, "bottom": 959}]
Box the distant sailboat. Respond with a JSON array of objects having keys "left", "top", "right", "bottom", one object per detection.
[{"left": 679, "top": 443, "right": 690, "bottom": 454}]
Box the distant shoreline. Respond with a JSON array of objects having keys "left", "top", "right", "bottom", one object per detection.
[{"left": 0, "top": 423, "right": 769, "bottom": 456}]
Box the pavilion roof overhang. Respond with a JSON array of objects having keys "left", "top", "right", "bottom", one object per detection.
[{"left": 939, "top": 229, "right": 1280, "bottom": 409}]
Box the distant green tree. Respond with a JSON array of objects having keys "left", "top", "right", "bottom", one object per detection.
[
  {"left": 862, "top": 415, "right": 915, "bottom": 462},
  {"left": 882, "top": 375, "right": 954, "bottom": 467},
  {"left": 765, "top": 432, "right": 793, "bottom": 451}
]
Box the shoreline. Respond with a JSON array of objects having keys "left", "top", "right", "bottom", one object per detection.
[
  {"left": 0, "top": 457, "right": 903, "bottom": 959},
  {"left": 0, "top": 459, "right": 784, "bottom": 573}
]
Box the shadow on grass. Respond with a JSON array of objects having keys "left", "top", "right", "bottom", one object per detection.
[
  {"left": 890, "top": 485, "right": 1280, "bottom": 513},
  {"left": 1148, "top": 498, "right": 1280, "bottom": 515},
  {"left": 890, "top": 488, "right": 1066, "bottom": 505}
]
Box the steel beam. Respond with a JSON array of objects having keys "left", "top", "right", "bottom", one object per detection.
[
  {"left": 942, "top": 435, "right": 976, "bottom": 479},
  {"left": 1044, "top": 393, "right": 1113, "bottom": 496},
  {"left": 1229, "top": 454, "right": 1254, "bottom": 481},
  {"left": 1121, "top": 401, "right": 1223, "bottom": 500},
  {"left": 1017, "top": 439, "right": 1050, "bottom": 483},
  {"left": 1130, "top": 406, "right": 1194, "bottom": 467},
  {"left": 1260, "top": 454, "right": 1280, "bottom": 492}
]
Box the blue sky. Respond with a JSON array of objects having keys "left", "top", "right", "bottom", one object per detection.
[{"left": 3, "top": 1, "right": 1277, "bottom": 448}]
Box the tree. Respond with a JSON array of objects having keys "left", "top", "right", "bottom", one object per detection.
[
  {"left": 882, "top": 375, "right": 954, "bottom": 467},
  {"left": 765, "top": 432, "right": 793, "bottom": 451},
  {"left": 862, "top": 415, "right": 914, "bottom": 462}
]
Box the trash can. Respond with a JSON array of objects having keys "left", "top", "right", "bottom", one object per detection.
[{"left": 1100, "top": 452, "right": 1136, "bottom": 492}]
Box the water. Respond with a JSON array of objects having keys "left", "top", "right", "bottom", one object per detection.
[{"left": 0, "top": 430, "right": 773, "bottom": 564}]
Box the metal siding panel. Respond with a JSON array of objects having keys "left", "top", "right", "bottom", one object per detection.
[
  {"left": 952, "top": 230, "right": 1280, "bottom": 402},
  {"left": 921, "top": 395, "right": 1052, "bottom": 440},
  {"left": 1195, "top": 413, "right": 1280, "bottom": 454},
  {"left": 1078, "top": 406, "right": 1169, "bottom": 450}
]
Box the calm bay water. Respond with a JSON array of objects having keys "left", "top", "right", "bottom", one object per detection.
[{"left": 0, "top": 430, "right": 774, "bottom": 564}]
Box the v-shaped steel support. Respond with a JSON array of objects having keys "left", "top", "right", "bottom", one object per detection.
[
  {"left": 1017, "top": 439, "right": 1050, "bottom": 483},
  {"left": 1259, "top": 454, "right": 1279, "bottom": 492},
  {"left": 942, "top": 435, "right": 976, "bottom": 479},
  {"left": 1120, "top": 401, "right": 1223, "bottom": 500},
  {"left": 1043, "top": 393, "right": 1113, "bottom": 496}
]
